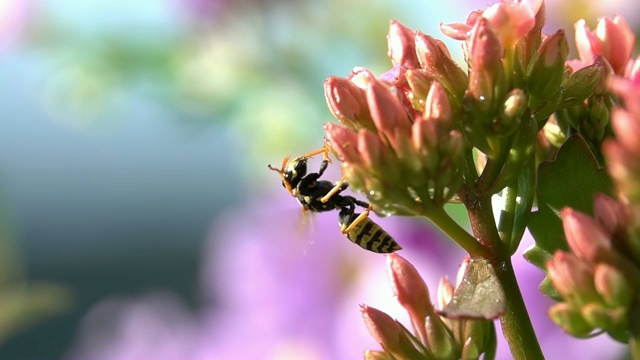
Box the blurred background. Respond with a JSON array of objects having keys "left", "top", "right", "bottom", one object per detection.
[{"left": 0, "top": 0, "right": 638, "bottom": 359}]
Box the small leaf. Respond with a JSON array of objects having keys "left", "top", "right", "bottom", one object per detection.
[
  {"left": 522, "top": 244, "right": 552, "bottom": 270},
  {"left": 438, "top": 258, "right": 505, "bottom": 320},
  {"left": 528, "top": 133, "right": 613, "bottom": 254}
]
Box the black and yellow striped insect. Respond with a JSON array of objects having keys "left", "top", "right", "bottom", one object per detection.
[{"left": 268, "top": 145, "right": 401, "bottom": 254}]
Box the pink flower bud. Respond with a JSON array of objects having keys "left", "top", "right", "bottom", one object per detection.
[
  {"left": 436, "top": 277, "right": 455, "bottom": 311},
  {"left": 360, "top": 304, "right": 422, "bottom": 358},
  {"left": 440, "top": 10, "right": 483, "bottom": 41},
  {"left": 455, "top": 256, "right": 471, "bottom": 287},
  {"left": 324, "top": 76, "right": 374, "bottom": 132},
  {"left": 363, "top": 350, "right": 388, "bottom": 360},
  {"left": 424, "top": 82, "right": 452, "bottom": 131},
  {"left": 361, "top": 304, "right": 403, "bottom": 350},
  {"left": 405, "top": 69, "right": 435, "bottom": 111},
  {"left": 593, "top": 263, "right": 633, "bottom": 308},
  {"left": 548, "top": 302, "right": 594, "bottom": 337},
  {"left": 580, "top": 302, "right": 614, "bottom": 331},
  {"left": 482, "top": 0, "right": 542, "bottom": 49},
  {"left": 611, "top": 108, "right": 640, "bottom": 156},
  {"left": 324, "top": 122, "right": 361, "bottom": 164},
  {"left": 593, "top": 194, "right": 627, "bottom": 237},
  {"left": 526, "top": 30, "right": 568, "bottom": 99},
  {"left": 358, "top": 129, "right": 384, "bottom": 171},
  {"left": 414, "top": 32, "right": 468, "bottom": 98},
  {"left": 366, "top": 79, "right": 410, "bottom": 133},
  {"left": 575, "top": 15, "right": 635, "bottom": 75},
  {"left": 388, "top": 20, "right": 420, "bottom": 69},
  {"left": 608, "top": 76, "right": 640, "bottom": 121},
  {"left": 387, "top": 254, "right": 433, "bottom": 320},
  {"left": 562, "top": 208, "right": 612, "bottom": 263},
  {"left": 547, "top": 251, "right": 600, "bottom": 306},
  {"left": 467, "top": 18, "right": 505, "bottom": 113}
]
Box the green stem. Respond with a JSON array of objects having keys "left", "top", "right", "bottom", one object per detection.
[
  {"left": 422, "top": 206, "right": 486, "bottom": 258},
  {"left": 493, "top": 257, "right": 544, "bottom": 360},
  {"left": 466, "top": 194, "right": 544, "bottom": 360},
  {"left": 497, "top": 183, "right": 518, "bottom": 250}
]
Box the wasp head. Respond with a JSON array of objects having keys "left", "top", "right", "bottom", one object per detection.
[{"left": 268, "top": 155, "right": 308, "bottom": 196}]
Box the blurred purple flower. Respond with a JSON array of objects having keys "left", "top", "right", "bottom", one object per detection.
[
  {"left": 0, "top": 0, "right": 31, "bottom": 51},
  {"left": 66, "top": 187, "right": 628, "bottom": 359}
]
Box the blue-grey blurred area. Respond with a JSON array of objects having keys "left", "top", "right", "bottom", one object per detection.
[{"left": 0, "top": 60, "right": 240, "bottom": 357}]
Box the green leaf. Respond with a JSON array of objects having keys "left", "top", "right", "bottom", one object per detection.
[
  {"left": 528, "top": 133, "right": 613, "bottom": 254},
  {"left": 438, "top": 258, "right": 505, "bottom": 320}
]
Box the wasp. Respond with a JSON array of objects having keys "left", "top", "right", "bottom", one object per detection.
[{"left": 268, "top": 145, "right": 401, "bottom": 254}]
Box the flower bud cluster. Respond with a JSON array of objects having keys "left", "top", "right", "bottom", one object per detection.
[
  {"left": 325, "top": 65, "right": 464, "bottom": 211},
  {"left": 553, "top": 15, "right": 636, "bottom": 152},
  {"left": 323, "top": 0, "right": 590, "bottom": 211},
  {"left": 546, "top": 198, "right": 640, "bottom": 340},
  {"left": 361, "top": 254, "right": 496, "bottom": 360},
  {"left": 603, "top": 56, "right": 640, "bottom": 202}
]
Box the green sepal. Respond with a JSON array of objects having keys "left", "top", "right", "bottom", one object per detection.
[
  {"left": 560, "top": 63, "right": 602, "bottom": 108},
  {"left": 489, "top": 114, "right": 537, "bottom": 194}
]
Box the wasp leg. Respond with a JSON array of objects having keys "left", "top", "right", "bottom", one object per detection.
[
  {"left": 302, "top": 143, "right": 331, "bottom": 163},
  {"left": 320, "top": 178, "right": 348, "bottom": 203},
  {"left": 340, "top": 203, "right": 372, "bottom": 234}
]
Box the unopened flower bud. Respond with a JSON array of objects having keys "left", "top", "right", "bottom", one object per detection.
[
  {"left": 467, "top": 18, "right": 505, "bottom": 115},
  {"left": 611, "top": 108, "right": 640, "bottom": 156},
  {"left": 593, "top": 193, "right": 627, "bottom": 236},
  {"left": 482, "top": 0, "right": 542, "bottom": 49},
  {"left": 324, "top": 76, "right": 374, "bottom": 132},
  {"left": 366, "top": 79, "right": 411, "bottom": 152},
  {"left": 424, "top": 82, "right": 453, "bottom": 132},
  {"left": 586, "top": 96, "right": 609, "bottom": 142},
  {"left": 526, "top": 29, "right": 568, "bottom": 100},
  {"left": 561, "top": 62, "right": 602, "bottom": 108},
  {"left": 548, "top": 302, "right": 594, "bottom": 337},
  {"left": 363, "top": 350, "right": 389, "bottom": 360},
  {"left": 437, "top": 277, "right": 455, "bottom": 310},
  {"left": 455, "top": 257, "right": 471, "bottom": 287},
  {"left": 575, "top": 16, "right": 635, "bottom": 75},
  {"left": 581, "top": 302, "right": 614, "bottom": 330},
  {"left": 604, "top": 140, "right": 640, "bottom": 204},
  {"left": 414, "top": 32, "right": 468, "bottom": 99},
  {"left": 387, "top": 254, "right": 433, "bottom": 321},
  {"left": 324, "top": 122, "right": 362, "bottom": 164},
  {"left": 503, "top": 88, "right": 527, "bottom": 119},
  {"left": 405, "top": 70, "right": 435, "bottom": 111},
  {"left": 593, "top": 264, "right": 633, "bottom": 308},
  {"left": 425, "top": 315, "right": 455, "bottom": 359},
  {"left": 360, "top": 304, "right": 423, "bottom": 359},
  {"left": 460, "top": 319, "right": 495, "bottom": 360},
  {"left": 547, "top": 251, "right": 600, "bottom": 306},
  {"left": 388, "top": 20, "right": 420, "bottom": 69},
  {"left": 562, "top": 208, "right": 612, "bottom": 263},
  {"left": 358, "top": 129, "right": 385, "bottom": 171}
]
